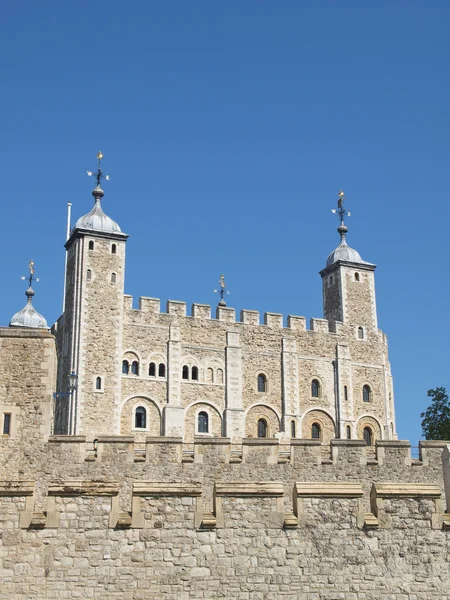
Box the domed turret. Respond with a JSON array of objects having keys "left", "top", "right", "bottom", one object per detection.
[
  {"left": 326, "top": 224, "right": 368, "bottom": 267},
  {"left": 74, "top": 186, "right": 121, "bottom": 234},
  {"left": 10, "top": 262, "right": 48, "bottom": 329}
]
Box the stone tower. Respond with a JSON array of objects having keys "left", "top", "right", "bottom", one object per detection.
[
  {"left": 56, "top": 157, "right": 128, "bottom": 435},
  {"left": 320, "top": 195, "right": 377, "bottom": 335}
]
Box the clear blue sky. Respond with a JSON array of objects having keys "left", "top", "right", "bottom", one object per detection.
[{"left": 0, "top": 1, "right": 448, "bottom": 444}]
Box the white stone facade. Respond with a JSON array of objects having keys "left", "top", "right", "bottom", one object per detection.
[{"left": 54, "top": 201, "right": 396, "bottom": 448}]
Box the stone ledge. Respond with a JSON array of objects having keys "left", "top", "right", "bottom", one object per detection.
[
  {"left": 376, "top": 440, "right": 411, "bottom": 448},
  {"left": 331, "top": 439, "right": 366, "bottom": 447},
  {"left": 48, "top": 435, "right": 86, "bottom": 443},
  {"left": 243, "top": 438, "right": 279, "bottom": 446},
  {"left": 146, "top": 436, "right": 183, "bottom": 444},
  {"left": 0, "top": 481, "right": 34, "bottom": 496},
  {"left": 215, "top": 482, "right": 284, "bottom": 497},
  {"left": 372, "top": 483, "right": 441, "bottom": 498},
  {"left": 96, "top": 435, "right": 134, "bottom": 443},
  {"left": 294, "top": 482, "right": 363, "bottom": 498},
  {"left": 133, "top": 482, "right": 202, "bottom": 496},
  {"left": 48, "top": 481, "right": 119, "bottom": 496},
  {"left": 194, "top": 437, "right": 231, "bottom": 445}
]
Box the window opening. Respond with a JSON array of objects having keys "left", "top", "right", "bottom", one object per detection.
[
  {"left": 191, "top": 366, "right": 199, "bottom": 381},
  {"left": 291, "top": 420, "right": 296, "bottom": 438},
  {"left": 95, "top": 376, "right": 101, "bottom": 390},
  {"left": 216, "top": 368, "right": 224, "bottom": 384},
  {"left": 149, "top": 362, "right": 156, "bottom": 377},
  {"left": 111, "top": 244, "right": 117, "bottom": 254},
  {"left": 363, "top": 427, "right": 372, "bottom": 446},
  {"left": 3, "top": 413, "right": 11, "bottom": 436},
  {"left": 198, "top": 411, "right": 209, "bottom": 434},
  {"left": 311, "top": 422, "right": 321, "bottom": 440},
  {"left": 311, "top": 379, "right": 320, "bottom": 398},
  {"left": 257, "top": 373, "right": 267, "bottom": 393},
  {"left": 131, "top": 361, "right": 139, "bottom": 376},
  {"left": 122, "top": 360, "right": 129, "bottom": 375},
  {"left": 111, "top": 272, "right": 117, "bottom": 284},
  {"left": 358, "top": 326, "right": 364, "bottom": 339},
  {"left": 158, "top": 363, "right": 165, "bottom": 378},
  {"left": 257, "top": 418, "right": 267, "bottom": 438},
  {"left": 88, "top": 241, "right": 94, "bottom": 250},
  {"left": 344, "top": 385, "right": 348, "bottom": 401},
  {"left": 86, "top": 269, "right": 92, "bottom": 281},
  {"left": 182, "top": 365, "right": 189, "bottom": 380},
  {"left": 135, "top": 406, "right": 146, "bottom": 429},
  {"left": 355, "top": 272, "right": 360, "bottom": 282},
  {"left": 363, "top": 384, "right": 371, "bottom": 403},
  {"left": 346, "top": 425, "right": 351, "bottom": 439}
]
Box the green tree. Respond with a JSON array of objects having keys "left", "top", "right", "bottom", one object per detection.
[{"left": 420, "top": 387, "right": 450, "bottom": 440}]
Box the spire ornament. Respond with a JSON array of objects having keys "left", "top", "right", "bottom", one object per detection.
[
  {"left": 21, "top": 260, "right": 40, "bottom": 292},
  {"left": 87, "top": 151, "right": 110, "bottom": 189},
  {"left": 10, "top": 260, "right": 48, "bottom": 328},
  {"left": 214, "top": 274, "right": 230, "bottom": 307},
  {"left": 331, "top": 190, "right": 351, "bottom": 227}
]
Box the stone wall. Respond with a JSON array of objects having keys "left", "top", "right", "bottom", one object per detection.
[{"left": 0, "top": 437, "right": 449, "bottom": 600}]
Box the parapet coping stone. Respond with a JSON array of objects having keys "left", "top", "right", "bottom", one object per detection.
[{"left": 49, "top": 435, "right": 86, "bottom": 443}]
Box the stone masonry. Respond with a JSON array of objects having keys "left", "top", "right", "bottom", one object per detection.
[{"left": 1, "top": 187, "right": 449, "bottom": 599}]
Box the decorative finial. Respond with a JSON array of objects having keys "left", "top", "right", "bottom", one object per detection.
[
  {"left": 21, "top": 260, "right": 40, "bottom": 298},
  {"left": 331, "top": 190, "right": 351, "bottom": 227},
  {"left": 213, "top": 274, "right": 230, "bottom": 307},
  {"left": 87, "top": 150, "right": 110, "bottom": 189}
]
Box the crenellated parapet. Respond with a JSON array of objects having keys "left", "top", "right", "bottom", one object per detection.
[{"left": 1, "top": 438, "right": 449, "bottom": 533}]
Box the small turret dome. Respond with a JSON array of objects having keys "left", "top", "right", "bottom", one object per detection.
[
  {"left": 9, "top": 287, "right": 48, "bottom": 329},
  {"left": 326, "top": 225, "right": 368, "bottom": 267},
  {"left": 74, "top": 187, "right": 121, "bottom": 234}
]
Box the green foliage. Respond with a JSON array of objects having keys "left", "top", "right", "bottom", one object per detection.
[{"left": 420, "top": 387, "right": 450, "bottom": 440}]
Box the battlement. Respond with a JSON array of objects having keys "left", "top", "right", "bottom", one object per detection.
[
  {"left": 122, "top": 295, "right": 357, "bottom": 336},
  {"left": 1, "top": 439, "right": 449, "bottom": 534}
]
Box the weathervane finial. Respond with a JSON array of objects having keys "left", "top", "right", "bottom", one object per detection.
[
  {"left": 21, "top": 260, "right": 40, "bottom": 290},
  {"left": 331, "top": 190, "right": 351, "bottom": 226},
  {"left": 87, "top": 150, "right": 110, "bottom": 188},
  {"left": 214, "top": 274, "right": 230, "bottom": 307}
]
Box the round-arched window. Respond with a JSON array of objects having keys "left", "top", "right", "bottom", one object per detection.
[
  {"left": 363, "top": 384, "right": 371, "bottom": 403},
  {"left": 311, "top": 422, "right": 321, "bottom": 440},
  {"left": 363, "top": 427, "right": 373, "bottom": 446},
  {"left": 311, "top": 379, "right": 320, "bottom": 398},
  {"left": 257, "top": 373, "right": 267, "bottom": 393},
  {"left": 198, "top": 411, "right": 209, "bottom": 434},
  {"left": 257, "top": 418, "right": 268, "bottom": 438},
  {"left": 135, "top": 406, "right": 147, "bottom": 429}
]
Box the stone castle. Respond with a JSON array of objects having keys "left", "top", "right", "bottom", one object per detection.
[{"left": 0, "top": 159, "right": 449, "bottom": 599}]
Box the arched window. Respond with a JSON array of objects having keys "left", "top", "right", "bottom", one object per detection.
[
  {"left": 216, "top": 368, "right": 224, "bottom": 384},
  {"left": 191, "top": 366, "right": 199, "bottom": 381},
  {"left": 182, "top": 365, "right": 189, "bottom": 380},
  {"left": 329, "top": 275, "right": 334, "bottom": 286},
  {"left": 158, "top": 363, "right": 165, "bottom": 378},
  {"left": 198, "top": 411, "right": 209, "bottom": 433},
  {"left": 363, "top": 384, "right": 371, "bottom": 403},
  {"left": 131, "top": 361, "right": 139, "bottom": 376},
  {"left": 95, "top": 376, "right": 102, "bottom": 390},
  {"left": 355, "top": 272, "right": 360, "bottom": 282},
  {"left": 358, "top": 326, "right": 364, "bottom": 339},
  {"left": 111, "top": 272, "right": 117, "bottom": 284},
  {"left": 346, "top": 425, "right": 351, "bottom": 439},
  {"left": 291, "top": 420, "right": 296, "bottom": 438},
  {"left": 88, "top": 241, "right": 94, "bottom": 250},
  {"left": 86, "top": 269, "right": 92, "bottom": 281},
  {"left": 135, "top": 406, "right": 146, "bottom": 429},
  {"left": 206, "top": 367, "right": 214, "bottom": 383},
  {"left": 311, "top": 379, "right": 320, "bottom": 398},
  {"left": 122, "top": 360, "right": 129, "bottom": 375},
  {"left": 149, "top": 362, "right": 156, "bottom": 377},
  {"left": 344, "top": 385, "right": 348, "bottom": 401},
  {"left": 257, "top": 418, "right": 268, "bottom": 438},
  {"left": 363, "top": 427, "right": 372, "bottom": 446},
  {"left": 311, "top": 422, "right": 321, "bottom": 440},
  {"left": 111, "top": 244, "right": 117, "bottom": 254},
  {"left": 257, "top": 373, "right": 267, "bottom": 393}
]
